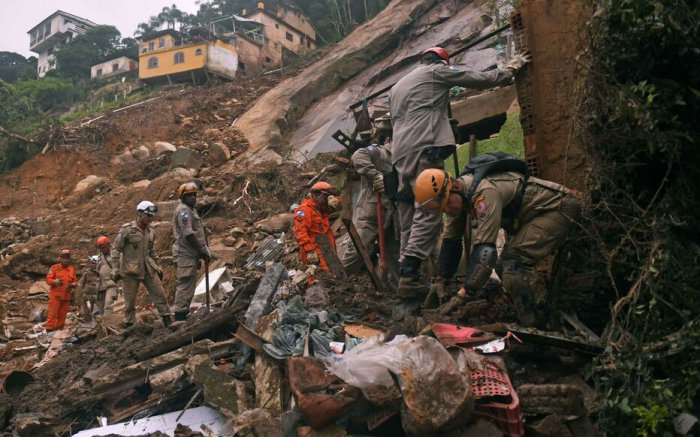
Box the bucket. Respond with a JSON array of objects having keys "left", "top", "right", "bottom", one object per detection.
[{"left": 2, "top": 371, "right": 35, "bottom": 398}]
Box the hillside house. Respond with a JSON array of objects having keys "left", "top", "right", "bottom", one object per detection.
[
  {"left": 91, "top": 56, "right": 138, "bottom": 80},
  {"left": 28, "top": 10, "right": 97, "bottom": 78},
  {"left": 137, "top": 30, "right": 238, "bottom": 85}
]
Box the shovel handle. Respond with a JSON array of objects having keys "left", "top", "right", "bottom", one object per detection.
[
  {"left": 376, "top": 193, "right": 387, "bottom": 271},
  {"left": 204, "top": 257, "right": 210, "bottom": 311}
]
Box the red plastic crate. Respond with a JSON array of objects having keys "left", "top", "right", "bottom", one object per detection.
[{"left": 470, "top": 364, "right": 524, "bottom": 437}]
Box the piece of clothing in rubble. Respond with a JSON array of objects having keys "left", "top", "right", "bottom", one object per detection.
[
  {"left": 441, "top": 171, "right": 581, "bottom": 325},
  {"left": 76, "top": 267, "right": 100, "bottom": 319},
  {"left": 112, "top": 220, "right": 169, "bottom": 324},
  {"left": 341, "top": 144, "right": 401, "bottom": 287},
  {"left": 294, "top": 198, "right": 335, "bottom": 271},
  {"left": 389, "top": 62, "right": 514, "bottom": 261},
  {"left": 97, "top": 252, "right": 117, "bottom": 315},
  {"left": 172, "top": 202, "right": 210, "bottom": 314},
  {"left": 45, "top": 263, "right": 77, "bottom": 331}
]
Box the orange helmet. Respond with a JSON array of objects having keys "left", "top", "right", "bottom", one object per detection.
[
  {"left": 310, "top": 181, "right": 337, "bottom": 195},
  {"left": 415, "top": 169, "right": 453, "bottom": 213},
  {"left": 178, "top": 182, "right": 198, "bottom": 197},
  {"left": 96, "top": 236, "right": 110, "bottom": 247},
  {"left": 421, "top": 47, "right": 450, "bottom": 64}
]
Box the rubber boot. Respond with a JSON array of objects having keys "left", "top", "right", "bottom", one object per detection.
[
  {"left": 501, "top": 259, "right": 538, "bottom": 327},
  {"left": 397, "top": 256, "right": 428, "bottom": 299},
  {"left": 162, "top": 315, "right": 173, "bottom": 327},
  {"left": 174, "top": 311, "right": 188, "bottom": 322}
]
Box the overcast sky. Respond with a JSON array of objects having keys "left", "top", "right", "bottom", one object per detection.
[{"left": 0, "top": 0, "right": 202, "bottom": 58}]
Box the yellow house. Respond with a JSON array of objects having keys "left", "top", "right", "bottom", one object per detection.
[{"left": 137, "top": 30, "right": 239, "bottom": 85}]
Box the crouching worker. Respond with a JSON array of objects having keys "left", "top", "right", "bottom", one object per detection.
[
  {"left": 415, "top": 160, "right": 581, "bottom": 327},
  {"left": 294, "top": 182, "right": 342, "bottom": 274}
]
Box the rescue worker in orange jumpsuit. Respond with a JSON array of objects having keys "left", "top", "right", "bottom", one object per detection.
[
  {"left": 294, "top": 182, "right": 342, "bottom": 271},
  {"left": 45, "top": 249, "right": 78, "bottom": 331}
]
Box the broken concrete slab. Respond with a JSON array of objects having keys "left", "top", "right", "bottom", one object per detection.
[
  {"left": 171, "top": 148, "right": 203, "bottom": 170},
  {"left": 254, "top": 311, "right": 283, "bottom": 414},
  {"left": 188, "top": 354, "right": 242, "bottom": 422},
  {"left": 155, "top": 141, "right": 178, "bottom": 156}
]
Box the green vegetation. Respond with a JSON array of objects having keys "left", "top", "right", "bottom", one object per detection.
[
  {"left": 574, "top": 0, "right": 700, "bottom": 435},
  {"left": 445, "top": 111, "right": 525, "bottom": 177},
  {"left": 0, "top": 52, "right": 37, "bottom": 83}
]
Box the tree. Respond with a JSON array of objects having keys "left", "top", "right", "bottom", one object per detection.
[
  {"left": 0, "top": 52, "right": 37, "bottom": 83},
  {"left": 15, "top": 77, "right": 74, "bottom": 111},
  {"left": 55, "top": 25, "right": 122, "bottom": 79},
  {"left": 0, "top": 79, "right": 37, "bottom": 126}
]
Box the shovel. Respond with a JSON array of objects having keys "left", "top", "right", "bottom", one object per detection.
[
  {"left": 204, "top": 257, "right": 210, "bottom": 311},
  {"left": 375, "top": 193, "right": 388, "bottom": 282}
]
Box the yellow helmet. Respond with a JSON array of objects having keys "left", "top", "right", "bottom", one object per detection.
[
  {"left": 415, "top": 169, "right": 452, "bottom": 213},
  {"left": 178, "top": 182, "right": 198, "bottom": 197}
]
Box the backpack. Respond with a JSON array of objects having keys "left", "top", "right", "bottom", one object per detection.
[{"left": 460, "top": 152, "right": 530, "bottom": 213}]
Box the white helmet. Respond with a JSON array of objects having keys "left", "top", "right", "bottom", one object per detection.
[
  {"left": 136, "top": 200, "right": 158, "bottom": 215},
  {"left": 89, "top": 255, "right": 99, "bottom": 264}
]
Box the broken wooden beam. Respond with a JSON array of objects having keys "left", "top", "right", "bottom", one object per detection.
[
  {"left": 342, "top": 218, "right": 387, "bottom": 294},
  {"left": 136, "top": 301, "right": 246, "bottom": 362},
  {"left": 315, "top": 233, "right": 347, "bottom": 279},
  {"left": 478, "top": 323, "right": 604, "bottom": 354}
]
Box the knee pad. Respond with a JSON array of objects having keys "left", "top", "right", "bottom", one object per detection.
[{"left": 465, "top": 244, "right": 497, "bottom": 292}]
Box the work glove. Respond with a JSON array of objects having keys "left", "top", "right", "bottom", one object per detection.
[
  {"left": 110, "top": 270, "right": 121, "bottom": 282},
  {"left": 53, "top": 279, "right": 64, "bottom": 286},
  {"left": 506, "top": 50, "right": 533, "bottom": 74},
  {"left": 424, "top": 277, "right": 448, "bottom": 309},
  {"left": 327, "top": 195, "right": 342, "bottom": 212},
  {"left": 306, "top": 250, "right": 319, "bottom": 265},
  {"left": 373, "top": 174, "right": 385, "bottom": 193}
]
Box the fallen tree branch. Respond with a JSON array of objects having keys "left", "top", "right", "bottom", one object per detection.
[{"left": 0, "top": 126, "right": 35, "bottom": 143}]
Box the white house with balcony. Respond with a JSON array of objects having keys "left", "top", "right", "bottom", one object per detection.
[{"left": 28, "top": 11, "right": 97, "bottom": 78}]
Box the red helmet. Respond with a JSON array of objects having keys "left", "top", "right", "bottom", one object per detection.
[
  {"left": 421, "top": 47, "right": 450, "bottom": 64},
  {"left": 310, "top": 181, "right": 337, "bottom": 195},
  {"left": 96, "top": 236, "right": 110, "bottom": 247}
]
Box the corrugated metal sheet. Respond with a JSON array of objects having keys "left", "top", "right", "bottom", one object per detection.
[{"left": 244, "top": 237, "right": 284, "bottom": 270}]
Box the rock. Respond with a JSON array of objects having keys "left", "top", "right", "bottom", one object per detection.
[
  {"left": 223, "top": 236, "right": 237, "bottom": 247},
  {"left": 132, "top": 179, "right": 151, "bottom": 188},
  {"left": 171, "top": 148, "right": 203, "bottom": 170},
  {"left": 204, "top": 128, "right": 222, "bottom": 139},
  {"left": 155, "top": 201, "right": 179, "bottom": 221},
  {"left": 169, "top": 167, "right": 194, "bottom": 178},
  {"left": 304, "top": 283, "right": 329, "bottom": 309},
  {"left": 254, "top": 213, "right": 294, "bottom": 233},
  {"left": 230, "top": 227, "right": 245, "bottom": 237},
  {"left": 154, "top": 141, "right": 177, "bottom": 156},
  {"left": 566, "top": 416, "right": 597, "bottom": 437},
  {"left": 132, "top": 145, "right": 151, "bottom": 161},
  {"left": 74, "top": 175, "right": 106, "bottom": 193},
  {"left": 181, "top": 117, "right": 195, "bottom": 128},
  {"left": 529, "top": 415, "right": 574, "bottom": 437},
  {"left": 209, "top": 142, "right": 231, "bottom": 165},
  {"left": 247, "top": 149, "right": 283, "bottom": 167},
  {"left": 199, "top": 168, "right": 213, "bottom": 177},
  {"left": 111, "top": 150, "right": 134, "bottom": 166}
]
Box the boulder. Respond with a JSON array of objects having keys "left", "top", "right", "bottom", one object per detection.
[
  {"left": 155, "top": 141, "right": 178, "bottom": 156},
  {"left": 155, "top": 201, "right": 179, "bottom": 221},
  {"left": 254, "top": 213, "right": 294, "bottom": 233},
  {"left": 247, "top": 148, "right": 283, "bottom": 167},
  {"left": 171, "top": 148, "right": 203, "bottom": 170},
  {"left": 209, "top": 142, "right": 231, "bottom": 165},
  {"left": 132, "top": 145, "right": 151, "bottom": 161},
  {"left": 204, "top": 128, "right": 222, "bottom": 139},
  {"left": 181, "top": 117, "right": 195, "bottom": 128},
  {"left": 132, "top": 180, "right": 151, "bottom": 189},
  {"left": 169, "top": 168, "right": 194, "bottom": 178},
  {"left": 74, "top": 175, "right": 106, "bottom": 193},
  {"left": 111, "top": 150, "right": 135, "bottom": 166}
]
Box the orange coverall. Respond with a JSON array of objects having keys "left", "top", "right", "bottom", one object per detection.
[
  {"left": 45, "top": 263, "right": 77, "bottom": 331},
  {"left": 294, "top": 198, "right": 336, "bottom": 271}
]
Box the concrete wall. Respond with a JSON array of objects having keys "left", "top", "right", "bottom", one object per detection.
[
  {"left": 271, "top": 5, "right": 316, "bottom": 40},
  {"left": 513, "top": 0, "right": 589, "bottom": 189},
  {"left": 139, "top": 43, "right": 207, "bottom": 80},
  {"left": 91, "top": 57, "right": 138, "bottom": 80},
  {"left": 206, "top": 40, "right": 239, "bottom": 79},
  {"left": 235, "top": 37, "right": 265, "bottom": 74},
  {"left": 248, "top": 11, "right": 315, "bottom": 57}
]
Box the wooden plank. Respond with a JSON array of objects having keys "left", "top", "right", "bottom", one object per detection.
[
  {"left": 342, "top": 218, "right": 387, "bottom": 294},
  {"left": 478, "top": 323, "right": 604, "bottom": 354},
  {"left": 315, "top": 233, "right": 347, "bottom": 279}
]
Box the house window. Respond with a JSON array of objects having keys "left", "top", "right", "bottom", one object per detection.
[
  {"left": 44, "top": 23, "right": 51, "bottom": 37},
  {"left": 64, "top": 18, "right": 73, "bottom": 25},
  {"left": 148, "top": 41, "right": 155, "bottom": 51},
  {"left": 112, "top": 63, "right": 119, "bottom": 72},
  {"left": 285, "top": 32, "right": 293, "bottom": 42},
  {"left": 265, "top": 57, "right": 272, "bottom": 63},
  {"left": 174, "top": 52, "right": 185, "bottom": 64},
  {"left": 274, "top": 42, "right": 278, "bottom": 49},
  {"left": 275, "top": 24, "right": 279, "bottom": 29},
  {"left": 47, "top": 47, "right": 54, "bottom": 55},
  {"left": 97, "top": 69, "right": 102, "bottom": 77},
  {"left": 195, "top": 48, "right": 203, "bottom": 56},
  {"left": 307, "top": 40, "right": 311, "bottom": 48},
  {"left": 159, "top": 37, "right": 165, "bottom": 48},
  {"left": 148, "top": 57, "right": 159, "bottom": 69}
]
